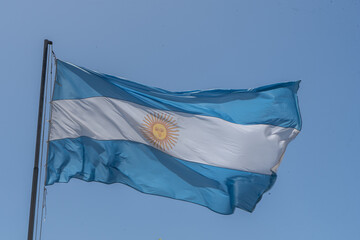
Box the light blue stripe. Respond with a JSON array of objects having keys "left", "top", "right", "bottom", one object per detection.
[
  {"left": 46, "top": 137, "right": 277, "bottom": 214},
  {"left": 54, "top": 60, "right": 302, "bottom": 130}
]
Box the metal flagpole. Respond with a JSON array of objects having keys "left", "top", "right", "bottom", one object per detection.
[{"left": 27, "top": 39, "right": 53, "bottom": 240}]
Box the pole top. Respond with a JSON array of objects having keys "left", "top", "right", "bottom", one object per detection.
[{"left": 45, "top": 39, "right": 53, "bottom": 45}]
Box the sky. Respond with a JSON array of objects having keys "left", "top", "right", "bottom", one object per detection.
[{"left": 1, "top": 0, "right": 360, "bottom": 239}]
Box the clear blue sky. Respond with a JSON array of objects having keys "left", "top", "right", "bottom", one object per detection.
[{"left": 1, "top": 0, "right": 359, "bottom": 239}]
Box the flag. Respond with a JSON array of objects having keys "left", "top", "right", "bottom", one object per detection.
[{"left": 46, "top": 60, "right": 301, "bottom": 214}]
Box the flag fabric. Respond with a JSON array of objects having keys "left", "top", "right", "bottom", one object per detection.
[{"left": 46, "top": 60, "right": 302, "bottom": 214}]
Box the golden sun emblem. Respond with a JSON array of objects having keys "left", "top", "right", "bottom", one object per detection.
[{"left": 141, "top": 112, "right": 179, "bottom": 151}]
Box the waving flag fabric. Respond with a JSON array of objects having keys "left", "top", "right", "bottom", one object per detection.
[{"left": 46, "top": 59, "right": 301, "bottom": 214}]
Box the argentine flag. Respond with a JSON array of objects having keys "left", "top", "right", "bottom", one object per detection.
[{"left": 46, "top": 60, "right": 301, "bottom": 214}]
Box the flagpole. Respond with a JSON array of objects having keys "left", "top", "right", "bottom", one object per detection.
[{"left": 27, "top": 39, "right": 53, "bottom": 240}]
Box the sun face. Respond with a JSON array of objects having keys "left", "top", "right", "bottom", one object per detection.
[{"left": 141, "top": 112, "right": 179, "bottom": 151}]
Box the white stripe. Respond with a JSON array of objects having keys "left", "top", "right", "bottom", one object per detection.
[{"left": 50, "top": 97, "right": 299, "bottom": 175}]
